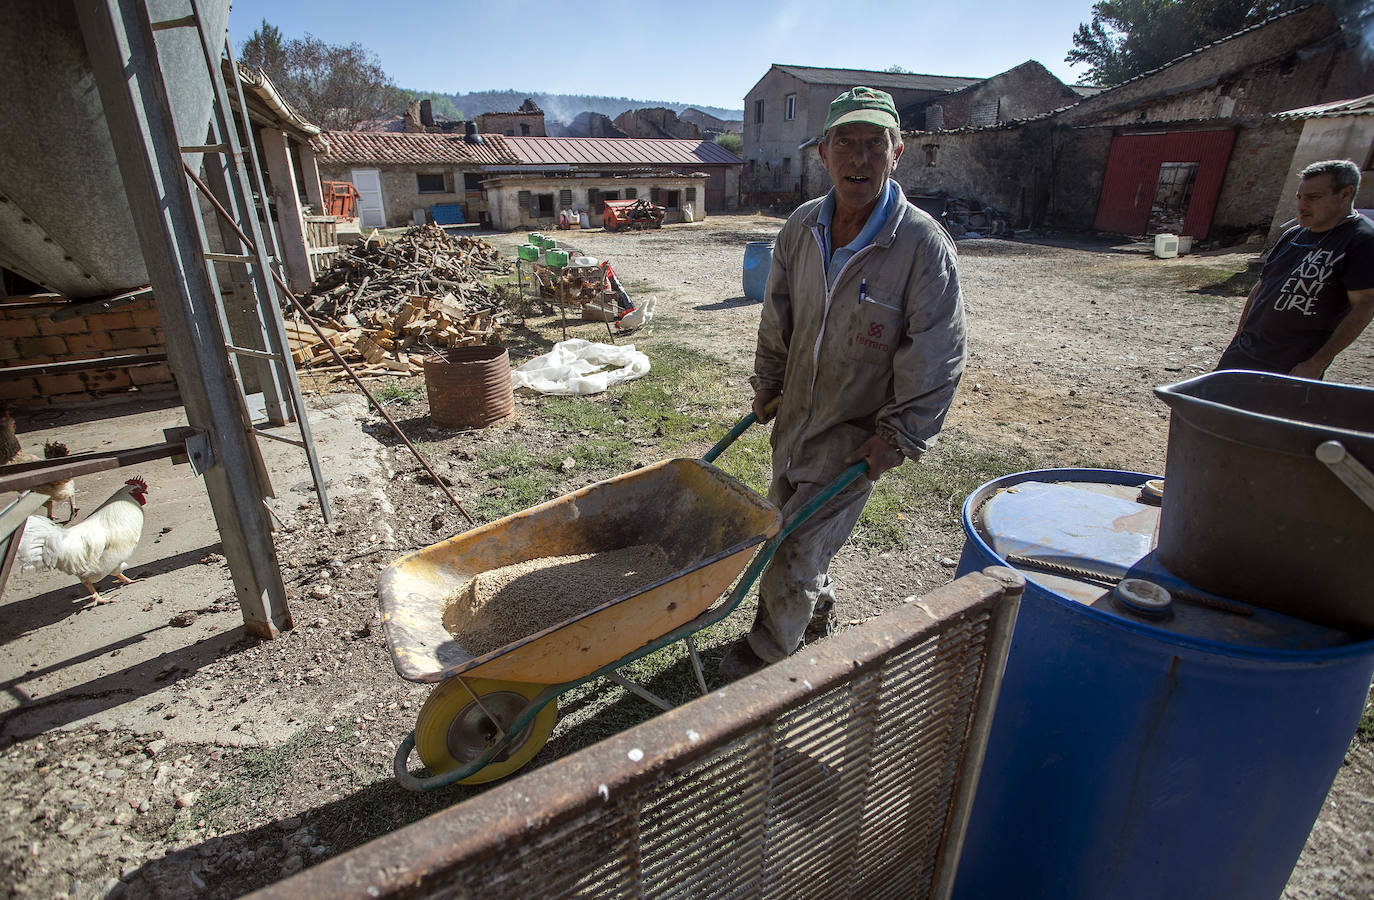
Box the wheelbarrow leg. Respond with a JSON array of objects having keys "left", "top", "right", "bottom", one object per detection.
[
  {"left": 605, "top": 671, "right": 674, "bottom": 711},
  {"left": 684, "top": 635, "right": 708, "bottom": 696}
]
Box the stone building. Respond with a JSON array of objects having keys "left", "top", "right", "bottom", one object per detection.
[
  {"left": 742, "top": 64, "right": 980, "bottom": 203},
  {"left": 318, "top": 133, "right": 741, "bottom": 229},
  {"left": 679, "top": 107, "right": 742, "bottom": 138},
  {"left": 475, "top": 98, "right": 546, "bottom": 137},
  {"left": 905, "top": 61, "right": 1086, "bottom": 131},
  {"left": 800, "top": 3, "right": 1371, "bottom": 242},
  {"left": 317, "top": 131, "right": 521, "bottom": 228},
  {"left": 613, "top": 108, "right": 701, "bottom": 140}
]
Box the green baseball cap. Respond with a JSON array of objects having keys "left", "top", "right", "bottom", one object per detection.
[{"left": 823, "top": 86, "right": 899, "bottom": 133}]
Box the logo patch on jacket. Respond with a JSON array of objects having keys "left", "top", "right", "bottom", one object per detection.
[{"left": 854, "top": 321, "right": 890, "bottom": 352}]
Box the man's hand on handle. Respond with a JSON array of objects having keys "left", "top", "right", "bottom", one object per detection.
[
  {"left": 753, "top": 389, "right": 781, "bottom": 423},
  {"left": 847, "top": 435, "right": 905, "bottom": 482}
]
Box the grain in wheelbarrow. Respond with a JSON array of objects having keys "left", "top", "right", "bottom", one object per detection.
[{"left": 447, "top": 544, "right": 677, "bottom": 657}]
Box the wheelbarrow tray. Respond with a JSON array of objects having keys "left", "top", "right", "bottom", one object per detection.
[{"left": 379, "top": 457, "right": 781, "bottom": 686}]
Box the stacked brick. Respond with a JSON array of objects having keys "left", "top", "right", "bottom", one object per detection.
[{"left": 0, "top": 296, "right": 174, "bottom": 405}]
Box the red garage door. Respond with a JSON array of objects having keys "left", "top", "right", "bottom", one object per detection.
[{"left": 1093, "top": 130, "right": 1235, "bottom": 239}]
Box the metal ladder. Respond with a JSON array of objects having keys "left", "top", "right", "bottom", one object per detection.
[
  {"left": 149, "top": 0, "right": 332, "bottom": 522},
  {"left": 73, "top": 0, "right": 332, "bottom": 634}
]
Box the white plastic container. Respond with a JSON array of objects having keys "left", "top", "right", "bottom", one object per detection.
[{"left": 1154, "top": 234, "right": 1179, "bottom": 259}]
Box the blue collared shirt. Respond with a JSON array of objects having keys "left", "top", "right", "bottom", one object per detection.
[{"left": 817, "top": 178, "right": 900, "bottom": 290}]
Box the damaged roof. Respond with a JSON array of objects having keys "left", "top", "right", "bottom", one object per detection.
[
  {"left": 770, "top": 64, "right": 981, "bottom": 93},
  {"left": 320, "top": 131, "right": 521, "bottom": 166},
  {"left": 502, "top": 137, "right": 743, "bottom": 166}
]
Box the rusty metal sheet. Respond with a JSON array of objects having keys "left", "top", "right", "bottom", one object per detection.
[{"left": 247, "top": 568, "right": 1023, "bottom": 900}]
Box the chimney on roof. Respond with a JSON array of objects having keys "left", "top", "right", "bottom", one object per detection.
[
  {"left": 420, "top": 99, "right": 434, "bottom": 127},
  {"left": 465, "top": 121, "right": 485, "bottom": 145}
]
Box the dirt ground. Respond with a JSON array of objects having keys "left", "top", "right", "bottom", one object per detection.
[{"left": 1, "top": 214, "right": 1371, "bottom": 898}]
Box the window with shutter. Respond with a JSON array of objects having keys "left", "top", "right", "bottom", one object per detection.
[
  {"left": 625, "top": 188, "right": 637, "bottom": 199},
  {"left": 559, "top": 188, "right": 573, "bottom": 207},
  {"left": 416, "top": 172, "right": 445, "bottom": 193},
  {"left": 518, "top": 190, "right": 532, "bottom": 215},
  {"left": 686, "top": 187, "right": 696, "bottom": 202},
  {"left": 650, "top": 187, "right": 661, "bottom": 203}
]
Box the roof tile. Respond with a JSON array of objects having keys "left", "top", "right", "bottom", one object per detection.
[
  {"left": 502, "top": 137, "right": 743, "bottom": 166},
  {"left": 320, "top": 131, "right": 522, "bottom": 166}
]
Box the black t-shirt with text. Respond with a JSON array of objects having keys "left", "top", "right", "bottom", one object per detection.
[{"left": 1233, "top": 214, "right": 1374, "bottom": 371}]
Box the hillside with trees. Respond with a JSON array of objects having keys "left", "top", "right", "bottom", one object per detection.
[
  {"left": 237, "top": 20, "right": 740, "bottom": 131},
  {"left": 418, "top": 90, "right": 740, "bottom": 128}
]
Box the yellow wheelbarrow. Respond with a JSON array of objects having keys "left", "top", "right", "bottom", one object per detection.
[{"left": 379, "top": 408, "right": 867, "bottom": 790}]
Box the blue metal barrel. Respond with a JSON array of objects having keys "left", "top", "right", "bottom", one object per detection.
[
  {"left": 742, "top": 241, "right": 773, "bottom": 301},
  {"left": 952, "top": 468, "right": 1374, "bottom": 900}
]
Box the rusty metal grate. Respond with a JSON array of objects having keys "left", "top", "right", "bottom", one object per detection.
[{"left": 248, "top": 568, "right": 1022, "bottom": 900}]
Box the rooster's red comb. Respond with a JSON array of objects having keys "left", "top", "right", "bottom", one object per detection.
[{"left": 126, "top": 476, "right": 148, "bottom": 492}]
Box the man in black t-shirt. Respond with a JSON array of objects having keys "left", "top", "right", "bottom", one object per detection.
[{"left": 1218, "top": 159, "right": 1374, "bottom": 379}]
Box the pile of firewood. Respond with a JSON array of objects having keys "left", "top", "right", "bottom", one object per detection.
[{"left": 290, "top": 225, "right": 512, "bottom": 379}]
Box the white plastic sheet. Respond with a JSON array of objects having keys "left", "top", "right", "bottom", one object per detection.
[{"left": 509, "top": 339, "right": 650, "bottom": 395}]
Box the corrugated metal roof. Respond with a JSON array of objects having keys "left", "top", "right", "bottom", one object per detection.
[
  {"left": 502, "top": 137, "right": 743, "bottom": 166},
  {"left": 771, "top": 64, "right": 981, "bottom": 93},
  {"left": 1276, "top": 93, "right": 1374, "bottom": 119},
  {"left": 319, "top": 131, "right": 521, "bottom": 166}
]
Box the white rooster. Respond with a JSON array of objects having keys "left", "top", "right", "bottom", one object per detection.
[{"left": 16, "top": 477, "right": 149, "bottom": 604}]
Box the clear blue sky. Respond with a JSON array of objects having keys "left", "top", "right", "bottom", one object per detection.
[{"left": 227, "top": 0, "right": 1102, "bottom": 112}]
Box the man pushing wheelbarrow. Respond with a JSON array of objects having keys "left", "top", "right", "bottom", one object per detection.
[{"left": 718, "top": 85, "right": 967, "bottom": 680}]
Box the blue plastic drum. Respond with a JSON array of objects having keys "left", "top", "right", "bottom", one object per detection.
[
  {"left": 742, "top": 241, "right": 773, "bottom": 301},
  {"left": 952, "top": 469, "right": 1374, "bottom": 900}
]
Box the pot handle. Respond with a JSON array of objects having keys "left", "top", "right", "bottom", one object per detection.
[{"left": 1316, "top": 440, "right": 1374, "bottom": 514}]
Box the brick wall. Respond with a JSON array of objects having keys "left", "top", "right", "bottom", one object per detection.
[{"left": 0, "top": 296, "right": 174, "bottom": 405}]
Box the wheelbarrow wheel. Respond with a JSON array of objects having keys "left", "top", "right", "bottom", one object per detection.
[{"left": 414, "top": 677, "right": 556, "bottom": 785}]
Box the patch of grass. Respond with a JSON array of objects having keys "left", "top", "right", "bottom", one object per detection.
[
  {"left": 373, "top": 381, "right": 426, "bottom": 404},
  {"left": 1181, "top": 261, "right": 1261, "bottom": 297},
  {"left": 852, "top": 431, "right": 1042, "bottom": 550},
  {"left": 180, "top": 719, "right": 348, "bottom": 838},
  {"left": 540, "top": 395, "right": 623, "bottom": 433},
  {"left": 563, "top": 436, "right": 633, "bottom": 472},
  {"left": 711, "top": 427, "right": 772, "bottom": 495},
  {"left": 468, "top": 444, "right": 559, "bottom": 521}
]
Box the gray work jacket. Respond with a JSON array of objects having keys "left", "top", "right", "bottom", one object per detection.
[{"left": 752, "top": 193, "right": 966, "bottom": 486}]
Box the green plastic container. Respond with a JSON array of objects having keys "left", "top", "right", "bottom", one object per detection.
[
  {"left": 517, "top": 244, "right": 539, "bottom": 261},
  {"left": 527, "top": 233, "right": 543, "bottom": 246},
  {"left": 545, "top": 249, "right": 568, "bottom": 269}
]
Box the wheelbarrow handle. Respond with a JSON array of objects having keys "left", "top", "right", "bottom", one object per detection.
[{"left": 701, "top": 396, "right": 782, "bottom": 464}]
